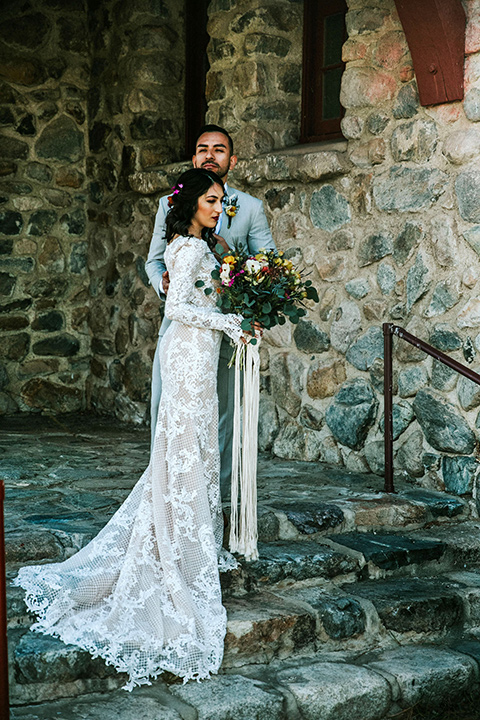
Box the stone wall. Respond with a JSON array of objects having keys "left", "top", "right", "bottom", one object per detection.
[
  {"left": 202, "top": 0, "right": 480, "bottom": 493},
  {"left": 85, "top": 0, "right": 185, "bottom": 423},
  {"left": 0, "top": 0, "right": 91, "bottom": 415},
  {"left": 0, "top": 0, "right": 185, "bottom": 420}
]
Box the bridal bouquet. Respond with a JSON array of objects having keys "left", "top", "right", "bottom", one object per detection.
[{"left": 198, "top": 246, "right": 319, "bottom": 341}]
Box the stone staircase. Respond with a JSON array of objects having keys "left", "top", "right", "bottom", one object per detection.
[{"left": 4, "top": 417, "right": 480, "bottom": 718}]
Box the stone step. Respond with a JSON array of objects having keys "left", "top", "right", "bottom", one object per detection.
[
  {"left": 10, "top": 643, "right": 480, "bottom": 720},
  {"left": 5, "top": 482, "right": 469, "bottom": 571},
  {"left": 8, "top": 525, "right": 477, "bottom": 637},
  {"left": 256, "top": 485, "right": 468, "bottom": 541},
  {"left": 9, "top": 569, "right": 480, "bottom": 705}
]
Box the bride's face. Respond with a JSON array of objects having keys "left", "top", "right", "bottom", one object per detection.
[{"left": 189, "top": 183, "right": 224, "bottom": 236}]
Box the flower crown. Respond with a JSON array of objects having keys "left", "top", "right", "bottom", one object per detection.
[{"left": 167, "top": 183, "right": 183, "bottom": 207}]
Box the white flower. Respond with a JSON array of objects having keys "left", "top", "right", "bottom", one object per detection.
[
  {"left": 220, "top": 263, "right": 231, "bottom": 283},
  {"left": 245, "top": 258, "right": 262, "bottom": 274}
]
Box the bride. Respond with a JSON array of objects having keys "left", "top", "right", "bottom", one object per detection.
[{"left": 13, "top": 168, "right": 250, "bottom": 690}]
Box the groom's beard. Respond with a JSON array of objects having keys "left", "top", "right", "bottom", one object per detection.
[{"left": 199, "top": 161, "right": 228, "bottom": 179}]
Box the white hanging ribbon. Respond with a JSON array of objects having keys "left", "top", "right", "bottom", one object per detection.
[{"left": 229, "top": 339, "right": 260, "bottom": 562}]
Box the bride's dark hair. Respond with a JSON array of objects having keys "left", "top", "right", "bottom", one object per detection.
[{"left": 165, "top": 168, "right": 224, "bottom": 246}]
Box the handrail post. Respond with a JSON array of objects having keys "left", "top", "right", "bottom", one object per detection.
[
  {"left": 383, "top": 323, "right": 395, "bottom": 493},
  {"left": 0, "top": 480, "right": 9, "bottom": 719}
]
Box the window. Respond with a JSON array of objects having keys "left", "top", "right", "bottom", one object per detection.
[{"left": 301, "top": 0, "right": 347, "bottom": 143}]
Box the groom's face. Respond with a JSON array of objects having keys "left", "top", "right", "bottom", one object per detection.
[{"left": 193, "top": 132, "right": 237, "bottom": 180}]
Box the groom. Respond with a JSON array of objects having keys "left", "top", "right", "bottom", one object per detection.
[{"left": 145, "top": 124, "right": 276, "bottom": 499}]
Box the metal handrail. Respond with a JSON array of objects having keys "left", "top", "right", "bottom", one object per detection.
[
  {"left": 0, "top": 480, "right": 9, "bottom": 718},
  {"left": 383, "top": 323, "right": 480, "bottom": 494}
]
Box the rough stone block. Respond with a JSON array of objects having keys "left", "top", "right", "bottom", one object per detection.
[
  {"left": 293, "top": 320, "right": 330, "bottom": 354},
  {"left": 171, "top": 674, "right": 285, "bottom": 720},
  {"left": 307, "top": 359, "right": 346, "bottom": 400},
  {"left": 224, "top": 593, "right": 316, "bottom": 664},
  {"left": 377, "top": 262, "right": 395, "bottom": 295},
  {"left": 345, "top": 277, "right": 369, "bottom": 299},
  {"left": 413, "top": 388, "right": 475, "bottom": 454},
  {"left": 14, "top": 633, "right": 117, "bottom": 685},
  {"left": 10, "top": 689, "right": 180, "bottom": 720},
  {"left": 400, "top": 488, "right": 465, "bottom": 517},
  {"left": 274, "top": 504, "right": 344, "bottom": 536},
  {"left": 373, "top": 166, "right": 447, "bottom": 212},
  {"left": 272, "top": 421, "right": 322, "bottom": 462},
  {"left": 333, "top": 533, "right": 445, "bottom": 571},
  {"left": 443, "top": 128, "right": 480, "bottom": 164},
  {"left": 424, "top": 278, "right": 461, "bottom": 317},
  {"left": 299, "top": 404, "right": 324, "bottom": 431},
  {"left": 357, "top": 232, "right": 393, "bottom": 267},
  {"left": 457, "top": 373, "right": 480, "bottom": 410},
  {"left": 379, "top": 400, "right": 414, "bottom": 440},
  {"left": 245, "top": 541, "right": 356, "bottom": 585},
  {"left": 276, "top": 661, "right": 390, "bottom": 720},
  {"left": 396, "top": 429, "right": 425, "bottom": 478},
  {"left": 367, "top": 647, "right": 476, "bottom": 709},
  {"left": 0, "top": 210, "right": 23, "bottom": 235},
  {"left": 397, "top": 366, "right": 428, "bottom": 397},
  {"left": 270, "top": 353, "right": 305, "bottom": 417},
  {"left": 442, "top": 455, "right": 479, "bottom": 495},
  {"left": 346, "top": 327, "right": 384, "bottom": 371},
  {"left": 393, "top": 82, "right": 419, "bottom": 118},
  {"left": 325, "top": 379, "right": 378, "bottom": 450},
  {"left": 310, "top": 185, "right": 351, "bottom": 232},
  {"left": 6, "top": 529, "right": 64, "bottom": 564},
  {"left": 464, "top": 87, "right": 480, "bottom": 122},
  {"left": 351, "top": 577, "right": 463, "bottom": 633},
  {"left": 340, "top": 67, "right": 396, "bottom": 108},
  {"left": 330, "top": 301, "right": 362, "bottom": 354},
  {"left": 36, "top": 116, "right": 83, "bottom": 162},
  {"left": 391, "top": 120, "right": 438, "bottom": 163}
]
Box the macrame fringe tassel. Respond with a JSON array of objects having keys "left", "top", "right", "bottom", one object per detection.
[{"left": 229, "top": 340, "right": 260, "bottom": 562}]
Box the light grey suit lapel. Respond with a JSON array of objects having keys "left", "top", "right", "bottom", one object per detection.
[{"left": 221, "top": 186, "right": 248, "bottom": 251}]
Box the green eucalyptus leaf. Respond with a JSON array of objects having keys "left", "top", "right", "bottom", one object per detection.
[
  {"left": 195, "top": 280, "right": 205, "bottom": 287},
  {"left": 204, "top": 287, "right": 213, "bottom": 295}
]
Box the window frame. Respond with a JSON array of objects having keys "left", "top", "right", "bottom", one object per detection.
[{"left": 300, "top": 0, "right": 348, "bottom": 143}]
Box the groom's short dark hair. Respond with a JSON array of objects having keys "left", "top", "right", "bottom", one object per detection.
[{"left": 195, "top": 124, "right": 234, "bottom": 155}]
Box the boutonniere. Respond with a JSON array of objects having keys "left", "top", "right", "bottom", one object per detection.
[{"left": 224, "top": 193, "right": 240, "bottom": 229}]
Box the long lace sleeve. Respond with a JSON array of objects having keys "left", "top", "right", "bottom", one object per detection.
[{"left": 165, "top": 236, "right": 244, "bottom": 343}]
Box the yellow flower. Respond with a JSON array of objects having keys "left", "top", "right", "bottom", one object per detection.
[
  {"left": 278, "top": 251, "right": 284, "bottom": 256},
  {"left": 226, "top": 208, "right": 236, "bottom": 217},
  {"left": 224, "top": 255, "right": 235, "bottom": 265}
]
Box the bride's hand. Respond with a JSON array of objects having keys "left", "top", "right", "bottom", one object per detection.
[{"left": 241, "top": 321, "right": 263, "bottom": 344}]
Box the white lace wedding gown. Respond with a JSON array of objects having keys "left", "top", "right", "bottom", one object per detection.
[{"left": 13, "top": 235, "right": 244, "bottom": 690}]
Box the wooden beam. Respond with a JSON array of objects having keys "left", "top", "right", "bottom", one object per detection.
[{"left": 394, "top": 0, "right": 466, "bottom": 106}]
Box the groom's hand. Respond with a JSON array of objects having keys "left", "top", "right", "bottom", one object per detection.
[{"left": 162, "top": 270, "right": 170, "bottom": 294}]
